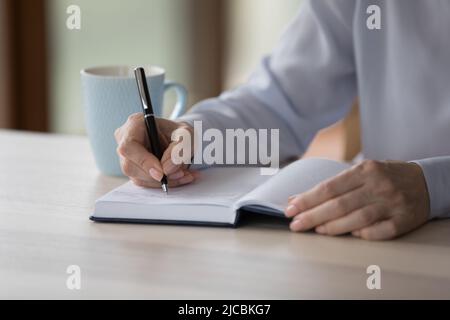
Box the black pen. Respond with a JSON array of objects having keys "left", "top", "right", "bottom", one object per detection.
[{"left": 134, "top": 67, "right": 169, "bottom": 194}]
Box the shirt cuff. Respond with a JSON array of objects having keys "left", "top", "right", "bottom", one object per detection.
[{"left": 411, "top": 156, "right": 450, "bottom": 220}]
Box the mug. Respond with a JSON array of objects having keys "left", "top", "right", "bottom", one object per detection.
[{"left": 81, "top": 65, "right": 187, "bottom": 176}]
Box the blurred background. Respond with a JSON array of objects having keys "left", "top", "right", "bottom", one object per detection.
[{"left": 0, "top": 0, "right": 360, "bottom": 160}]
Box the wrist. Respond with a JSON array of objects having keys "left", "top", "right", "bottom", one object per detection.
[{"left": 409, "top": 161, "right": 432, "bottom": 220}]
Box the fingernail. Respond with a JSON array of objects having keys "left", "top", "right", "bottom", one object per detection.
[
  {"left": 288, "top": 195, "right": 296, "bottom": 202},
  {"left": 285, "top": 205, "right": 298, "bottom": 217},
  {"left": 149, "top": 168, "right": 163, "bottom": 182},
  {"left": 316, "top": 226, "right": 326, "bottom": 234},
  {"left": 179, "top": 174, "right": 194, "bottom": 185},
  {"left": 169, "top": 171, "right": 185, "bottom": 180}
]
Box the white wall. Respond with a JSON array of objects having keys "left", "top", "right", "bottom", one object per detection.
[{"left": 224, "top": 0, "right": 302, "bottom": 88}]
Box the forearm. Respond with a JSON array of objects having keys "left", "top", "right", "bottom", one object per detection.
[{"left": 412, "top": 156, "right": 450, "bottom": 219}]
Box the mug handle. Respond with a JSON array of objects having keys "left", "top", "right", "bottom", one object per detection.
[{"left": 164, "top": 81, "right": 188, "bottom": 120}]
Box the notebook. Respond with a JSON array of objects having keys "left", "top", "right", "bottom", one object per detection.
[{"left": 91, "top": 158, "right": 351, "bottom": 227}]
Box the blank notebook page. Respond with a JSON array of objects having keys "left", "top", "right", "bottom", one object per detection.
[{"left": 98, "top": 167, "right": 270, "bottom": 208}]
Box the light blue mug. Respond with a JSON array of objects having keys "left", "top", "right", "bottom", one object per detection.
[{"left": 81, "top": 65, "right": 187, "bottom": 176}]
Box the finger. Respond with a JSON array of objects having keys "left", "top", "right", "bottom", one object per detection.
[
  {"left": 161, "top": 140, "right": 191, "bottom": 176},
  {"left": 123, "top": 113, "right": 148, "bottom": 143},
  {"left": 166, "top": 169, "right": 200, "bottom": 181},
  {"left": 289, "top": 186, "right": 369, "bottom": 231},
  {"left": 175, "top": 172, "right": 196, "bottom": 186},
  {"left": 121, "top": 156, "right": 185, "bottom": 183},
  {"left": 161, "top": 124, "right": 194, "bottom": 175},
  {"left": 131, "top": 172, "right": 195, "bottom": 189},
  {"left": 120, "top": 156, "right": 153, "bottom": 181},
  {"left": 168, "top": 170, "right": 185, "bottom": 181},
  {"left": 352, "top": 230, "right": 361, "bottom": 238},
  {"left": 158, "top": 125, "right": 171, "bottom": 148},
  {"left": 315, "top": 204, "right": 385, "bottom": 236},
  {"left": 161, "top": 142, "right": 181, "bottom": 176},
  {"left": 117, "top": 139, "right": 164, "bottom": 180},
  {"left": 190, "top": 170, "right": 201, "bottom": 180},
  {"left": 352, "top": 219, "right": 399, "bottom": 241},
  {"left": 162, "top": 157, "right": 184, "bottom": 176},
  {"left": 288, "top": 165, "right": 365, "bottom": 216}
]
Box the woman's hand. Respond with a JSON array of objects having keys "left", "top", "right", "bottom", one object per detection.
[
  {"left": 285, "top": 160, "right": 431, "bottom": 241},
  {"left": 114, "top": 113, "right": 196, "bottom": 188}
]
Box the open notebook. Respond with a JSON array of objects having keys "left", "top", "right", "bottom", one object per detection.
[{"left": 91, "top": 158, "right": 351, "bottom": 227}]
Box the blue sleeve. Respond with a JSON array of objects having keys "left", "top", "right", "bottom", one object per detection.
[
  {"left": 178, "top": 0, "right": 357, "bottom": 163},
  {"left": 413, "top": 156, "right": 450, "bottom": 219}
]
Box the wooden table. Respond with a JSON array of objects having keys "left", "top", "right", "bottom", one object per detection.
[{"left": 1, "top": 130, "right": 450, "bottom": 299}]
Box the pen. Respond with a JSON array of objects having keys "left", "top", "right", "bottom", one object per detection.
[{"left": 134, "top": 67, "right": 169, "bottom": 194}]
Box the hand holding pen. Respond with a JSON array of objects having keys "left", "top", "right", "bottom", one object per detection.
[{"left": 114, "top": 68, "right": 196, "bottom": 191}]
